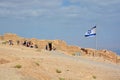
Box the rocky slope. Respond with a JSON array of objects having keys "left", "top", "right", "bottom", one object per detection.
[
  {"left": 0, "top": 33, "right": 119, "bottom": 63},
  {"left": 0, "top": 44, "right": 120, "bottom": 80}
]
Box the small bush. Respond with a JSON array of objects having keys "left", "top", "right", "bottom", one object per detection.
[
  {"left": 59, "top": 77, "right": 65, "bottom": 80},
  {"left": 14, "top": 64, "right": 22, "bottom": 69},
  {"left": 36, "top": 49, "right": 41, "bottom": 52},
  {"left": 35, "top": 62, "right": 40, "bottom": 66},
  {"left": 72, "top": 53, "right": 75, "bottom": 56},
  {"left": 2, "top": 41, "right": 8, "bottom": 45},
  {"left": 92, "top": 75, "right": 96, "bottom": 79},
  {"left": 56, "top": 69, "right": 62, "bottom": 73}
]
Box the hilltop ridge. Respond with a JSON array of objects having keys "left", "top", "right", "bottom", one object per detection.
[
  {"left": 0, "top": 39, "right": 120, "bottom": 80},
  {"left": 0, "top": 33, "right": 120, "bottom": 63},
  {"left": 0, "top": 33, "right": 120, "bottom": 80}
]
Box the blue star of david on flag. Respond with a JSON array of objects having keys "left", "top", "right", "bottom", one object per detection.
[{"left": 85, "top": 26, "right": 96, "bottom": 37}]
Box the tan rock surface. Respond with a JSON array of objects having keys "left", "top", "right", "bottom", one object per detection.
[
  {"left": 0, "top": 33, "right": 119, "bottom": 63},
  {"left": 0, "top": 44, "right": 120, "bottom": 80}
]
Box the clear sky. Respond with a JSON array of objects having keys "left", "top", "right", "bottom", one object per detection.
[{"left": 0, "top": 0, "right": 120, "bottom": 50}]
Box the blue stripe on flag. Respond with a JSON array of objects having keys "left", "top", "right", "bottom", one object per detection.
[
  {"left": 85, "top": 26, "right": 96, "bottom": 37},
  {"left": 85, "top": 33, "right": 96, "bottom": 37}
]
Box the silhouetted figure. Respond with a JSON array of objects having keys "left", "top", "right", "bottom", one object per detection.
[
  {"left": 46, "top": 45, "right": 48, "bottom": 50},
  {"left": 35, "top": 44, "right": 38, "bottom": 48},
  {"left": 17, "top": 40, "right": 20, "bottom": 45},
  {"left": 53, "top": 47, "right": 56, "bottom": 51},
  {"left": 30, "top": 42, "right": 34, "bottom": 48},
  {"left": 26, "top": 41, "right": 30, "bottom": 47},
  {"left": 9, "top": 40, "right": 13, "bottom": 45},
  {"left": 23, "top": 40, "right": 27, "bottom": 46},
  {"left": 48, "top": 42, "right": 52, "bottom": 51}
]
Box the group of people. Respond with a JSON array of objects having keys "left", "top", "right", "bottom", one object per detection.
[
  {"left": 8, "top": 40, "right": 38, "bottom": 48},
  {"left": 7, "top": 40, "right": 56, "bottom": 51},
  {"left": 23, "top": 40, "right": 34, "bottom": 48},
  {"left": 45, "top": 42, "right": 56, "bottom": 51}
]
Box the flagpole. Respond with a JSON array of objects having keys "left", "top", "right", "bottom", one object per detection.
[
  {"left": 85, "top": 25, "right": 97, "bottom": 56},
  {"left": 95, "top": 26, "right": 97, "bottom": 57},
  {"left": 95, "top": 26, "right": 97, "bottom": 50}
]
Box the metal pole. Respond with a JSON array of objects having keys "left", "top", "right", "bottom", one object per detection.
[
  {"left": 95, "top": 26, "right": 97, "bottom": 57},
  {"left": 95, "top": 26, "right": 97, "bottom": 50}
]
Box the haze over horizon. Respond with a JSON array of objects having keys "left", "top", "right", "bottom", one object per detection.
[{"left": 0, "top": 0, "right": 120, "bottom": 51}]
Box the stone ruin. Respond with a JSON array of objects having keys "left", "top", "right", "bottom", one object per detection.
[
  {"left": 0, "top": 33, "right": 119, "bottom": 63},
  {"left": 0, "top": 33, "right": 81, "bottom": 55}
]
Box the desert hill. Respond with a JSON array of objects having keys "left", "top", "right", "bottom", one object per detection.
[
  {"left": 0, "top": 42, "right": 120, "bottom": 80},
  {"left": 0, "top": 33, "right": 119, "bottom": 63},
  {"left": 0, "top": 33, "right": 120, "bottom": 80}
]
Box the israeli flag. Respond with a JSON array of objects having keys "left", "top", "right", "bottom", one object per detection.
[{"left": 85, "top": 26, "right": 96, "bottom": 37}]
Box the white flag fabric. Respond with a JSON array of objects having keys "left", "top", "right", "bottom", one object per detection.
[{"left": 85, "top": 26, "right": 96, "bottom": 37}]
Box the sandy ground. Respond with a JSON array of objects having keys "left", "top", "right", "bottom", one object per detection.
[{"left": 0, "top": 44, "right": 120, "bottom": 80}]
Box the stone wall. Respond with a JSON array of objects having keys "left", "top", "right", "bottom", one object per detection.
[{"left": 0, "top": 33, "right": 81, "bottom": 54}]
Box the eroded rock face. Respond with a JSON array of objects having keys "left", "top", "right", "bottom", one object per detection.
[
  {"left": 97, "top": 50, "right": 117, "bottom": 63},
  {"left": 2, "top": 33, "right": 21, "bottom": 41},
  {"left": 80, "top": 48, "right": 118, "bottom": 63},
  {"left": 0, "top": 33, "right": 119, "bottom": 63},
  {"left": 80, "top": 48, "right": 96, "bottom": 56},
  {"left": 0, "top": 33, "right": 81, "bottom": 54}
]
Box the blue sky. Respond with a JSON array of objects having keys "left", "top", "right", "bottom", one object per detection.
[{"left": 0, "top": 0, "right": 120, "bottom": 50}]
